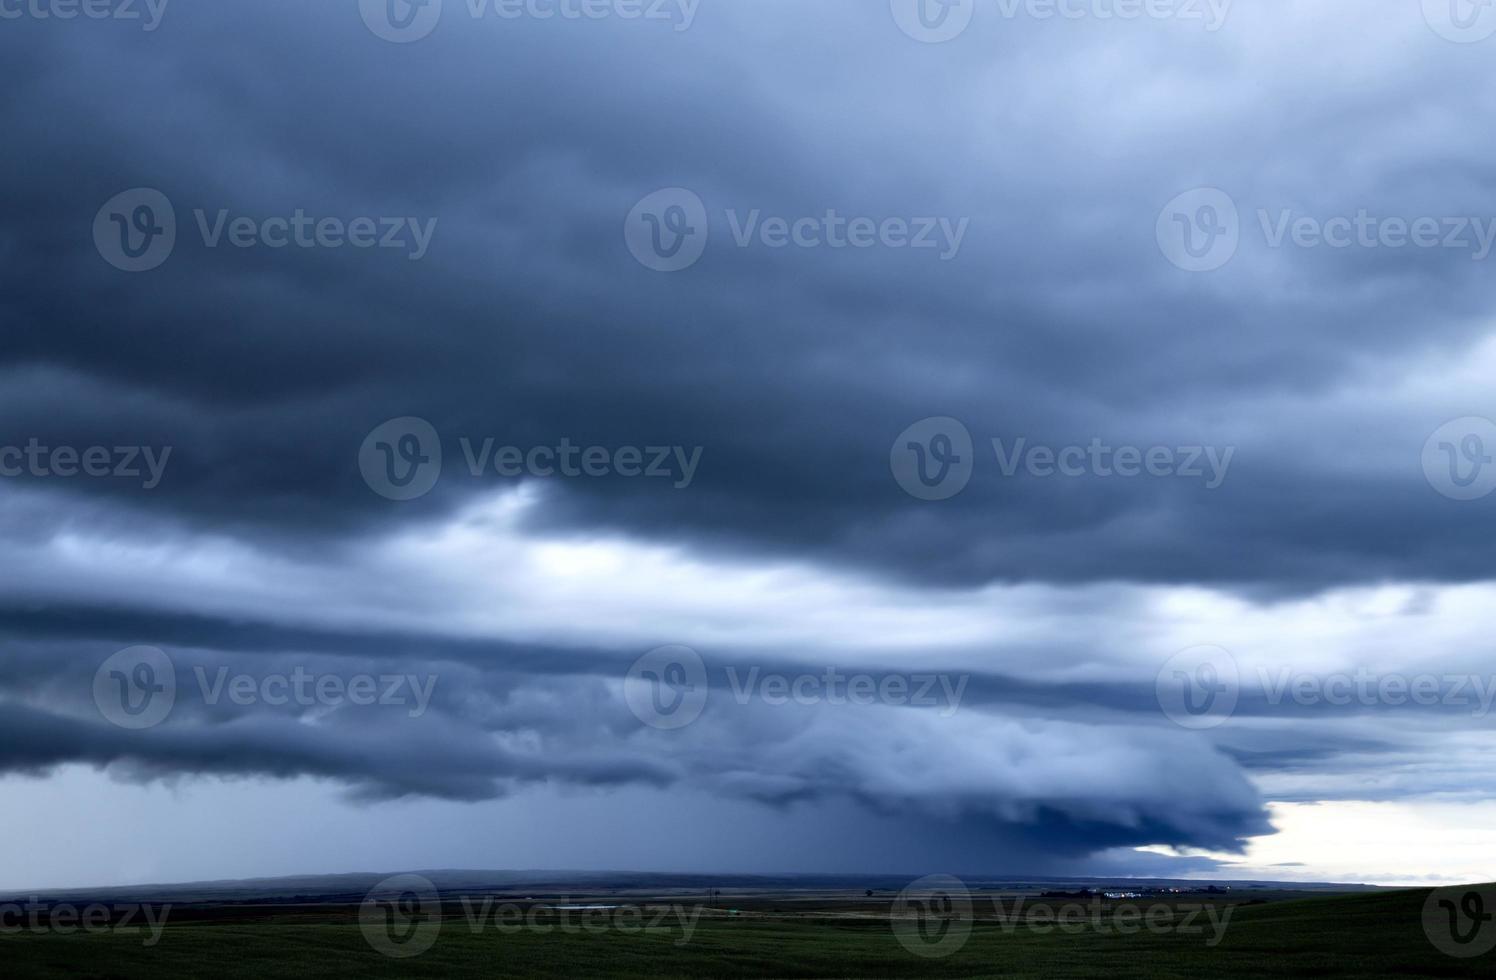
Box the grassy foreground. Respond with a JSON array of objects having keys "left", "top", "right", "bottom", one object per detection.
[{"left": 2, "top": 886, "right": 1489, "bottom": 978}]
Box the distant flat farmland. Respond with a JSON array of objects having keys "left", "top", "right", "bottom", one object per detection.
[{"left": 2, "top": 886, "right": 1490, "bottom": 979}]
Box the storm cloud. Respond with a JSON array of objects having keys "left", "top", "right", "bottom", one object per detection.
[{"left": 2, "top": 0, "right": 1495, "bottom": 884}]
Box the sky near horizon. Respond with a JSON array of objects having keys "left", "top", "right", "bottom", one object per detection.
[{"left": 4, "top": 0, "right": 1496, "bottom": 891}]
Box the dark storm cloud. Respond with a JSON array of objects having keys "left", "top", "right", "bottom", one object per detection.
[
  {"left": 2, "top": 0, "right": 1495, "bottom": 877},
  {"left": 0, "top": 632, "right": 1274, "bottom": 853},
  {"left": 1, "top": 2, "right": 1493, "bottom": 590},
  {"left": 0, "top": 699, "right": 673, "bottom": 801}
]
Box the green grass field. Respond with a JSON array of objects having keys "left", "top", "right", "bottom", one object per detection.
[{"left": 3, "top": 886, "right": 1489, "bottom": 978}]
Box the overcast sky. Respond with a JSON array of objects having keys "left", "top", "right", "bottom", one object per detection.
[{"left": 3, "top": 0, "right": 1496, "bottom": 890}]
